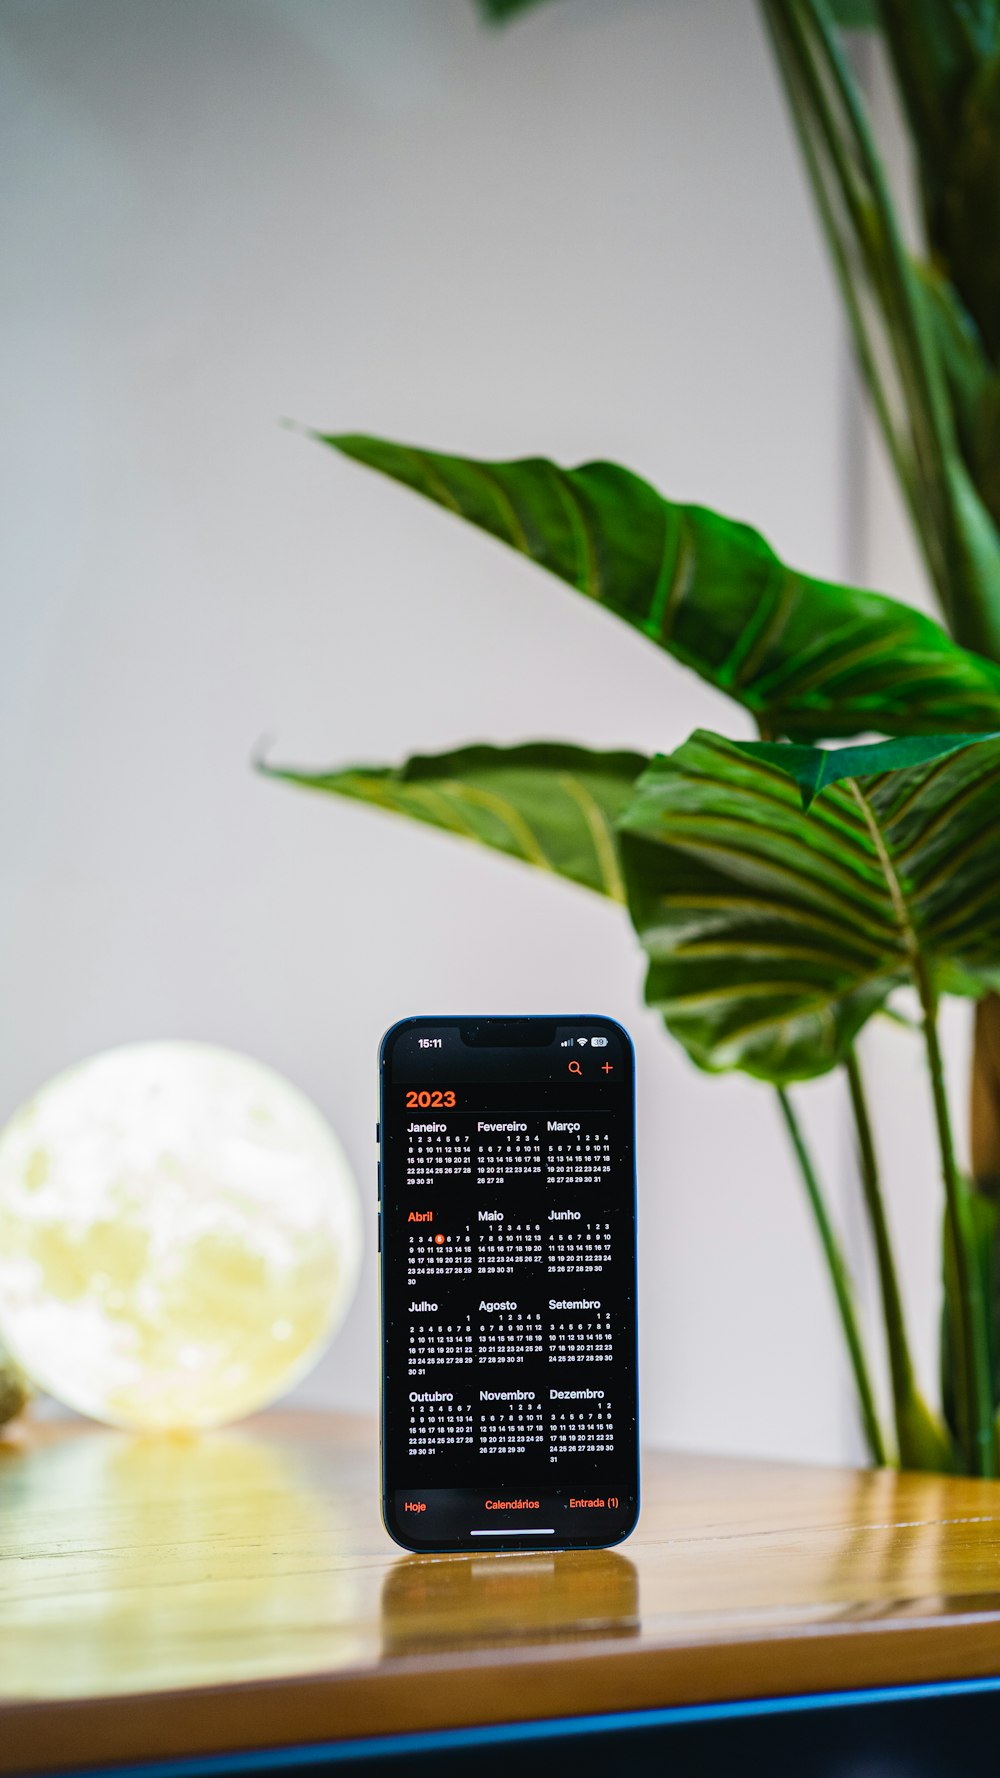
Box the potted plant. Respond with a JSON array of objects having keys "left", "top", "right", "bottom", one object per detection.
[{"left": 262, "top": 1, "right": 1000, "bottom": 1477}]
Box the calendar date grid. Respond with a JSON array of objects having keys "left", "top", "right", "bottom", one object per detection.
[{"left": 389, "top": 1108, "right": 634, "bottom": 1473}]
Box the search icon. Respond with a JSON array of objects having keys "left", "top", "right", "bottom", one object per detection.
[{"left": 568, "top": 1059, "right": 582, "bottom": 1075}]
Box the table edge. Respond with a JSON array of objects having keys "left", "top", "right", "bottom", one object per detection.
[{"left": 6, "top": 1609, "right": 1000, "bottom": 1774}]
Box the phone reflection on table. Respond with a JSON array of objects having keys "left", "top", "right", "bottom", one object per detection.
[{"left": 380, "top": 1548, "right": 639, "bottom": 1658}]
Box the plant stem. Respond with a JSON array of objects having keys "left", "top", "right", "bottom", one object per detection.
[
  {"left": 915, "top": 959, "right": 996, "bottom": 1476},
  {"left": 844, "top": 1050, "right": 910, "bottom": 1400},
  {"left": 777, "top": 1086, "right": 887, "bottom": 1466},
  {"left": 845, "top": 1046, "right": 950, "bottom": 1471},
  {"left": 759, "top": 4, "right": 918, "bottom": 517},
  {"left": 760, "top": 0, "right": 1000, "bottom": 657}
]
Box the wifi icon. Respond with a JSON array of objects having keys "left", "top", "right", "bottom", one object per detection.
[{"left": 576, "top": 1038, "right": 588, "bottom": 1047}]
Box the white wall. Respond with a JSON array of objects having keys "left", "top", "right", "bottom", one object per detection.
[{"left": 0, "top": 0, "right": 864, "bottom": 1461}]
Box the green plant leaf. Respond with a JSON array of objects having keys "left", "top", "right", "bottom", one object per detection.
[
  {"left": 917, "top": 267, "right": 1000, "bottom": 537},
  {"left": 476, "top": 0, "right": 879, "bottom": 22},
  {"left": 942, "top": 54, "right": 1000, "bottom": 368},
  {"left": 477, "top": 0, "right": 557, "bottom": 16},
  {"left": 878, "top": 1, "right": 1000, "bottom": 185},
  {"left": 259, "top": 741, "right": 647, "bottom": 902},
  {"left": 761, "top": 2, "right": 1000, "bottom": 662},
  {"left": 616, "top": 729, "right": 1000, "bottom": 1082},
  {"left": 830, "top": 0, "right": 878, "bottom": 24},
  {"left": 736, "top": 731, "right": 997, "bottom": 808},
  {"left": 878, "top": 3, "right": 1000, "bottom": 361},
  {"left": 318, "top": 432, "right": 1000, "bottom": 740}
]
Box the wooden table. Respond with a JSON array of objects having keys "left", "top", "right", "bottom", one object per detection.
[{"left": 5, "top": 1412, "right": 1000, "bottom": 1776}]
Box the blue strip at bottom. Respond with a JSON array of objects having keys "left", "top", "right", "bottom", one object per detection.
[{"left": 70, "top": 1672, "right": 1000, "bottom": 1778}]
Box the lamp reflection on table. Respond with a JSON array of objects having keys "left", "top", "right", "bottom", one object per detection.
[{"left": 0, "top": 1421, "right": 364, "bottom": 1700}]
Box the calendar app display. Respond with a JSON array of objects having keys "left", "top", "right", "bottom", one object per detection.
[{"left": 380, "top": 1017, "right": 638, "bottom": 1553}]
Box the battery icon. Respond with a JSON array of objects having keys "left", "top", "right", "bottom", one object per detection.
[{"left": 591, "top": 1036, "right": 608, "bottom": 1047}]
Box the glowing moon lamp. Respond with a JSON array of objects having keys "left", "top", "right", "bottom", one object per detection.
[{"left": 0, "top": 1043, "right": 362, "bottom": 1431}]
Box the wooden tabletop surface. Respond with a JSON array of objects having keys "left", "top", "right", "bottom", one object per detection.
[{"left": 4, "top": 1411, "right": 1000, "bottom": 1772}]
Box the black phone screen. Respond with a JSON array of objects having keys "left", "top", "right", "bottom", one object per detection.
[{"left": 379, "top": 1015, "right": 638, "bottom": 1552}]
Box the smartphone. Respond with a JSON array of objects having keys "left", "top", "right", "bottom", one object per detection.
[{"left": 378, "top": 1015, "right": 639, "bottom": 1553}]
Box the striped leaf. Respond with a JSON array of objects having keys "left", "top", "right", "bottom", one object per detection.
[
  {"left": 617, "top": 730, "right": 1000, "bottom": 1082},
  {"left": 318, "top": 432, "right": 1000, "bottom": 740},
  {"left": 259, "top": 742, "right": 647, "bottom": 903},
  {"left": 737, "top": 731, "right": 999, "bottom": 808}
]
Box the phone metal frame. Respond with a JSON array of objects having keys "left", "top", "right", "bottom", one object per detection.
[{"left": 378, "top": 1013, "right": 640, "bottom": 1554}]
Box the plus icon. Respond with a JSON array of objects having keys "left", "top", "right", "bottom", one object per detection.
[{"left": 601, "top": 1061, "right": 614, "bottom": 1074}]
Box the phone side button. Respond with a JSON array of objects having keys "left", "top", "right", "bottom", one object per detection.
[{"left": 377, "top": 1205, "right": 382, "bottom": 1253}]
